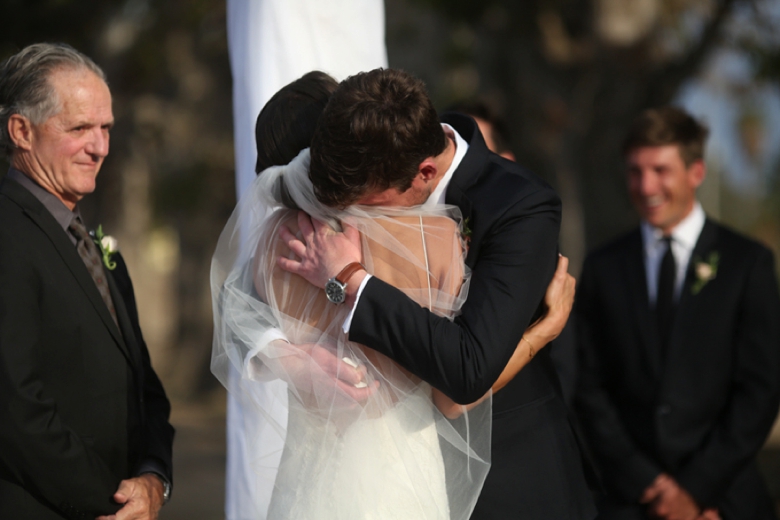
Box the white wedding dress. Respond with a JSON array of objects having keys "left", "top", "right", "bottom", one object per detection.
[
  {"left": 211, "top": 149, "right": 491, "bottom": 520},
  {"left": 268, "top": 384, "right": 448, "bottom": 520}
]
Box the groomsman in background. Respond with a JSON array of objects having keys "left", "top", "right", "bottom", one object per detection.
[
  {"left": 575, "top": 106, "right": 780, "bottom": 519},
  {"left": 447, "top": 100, "right": 516, "bottom": 161}
]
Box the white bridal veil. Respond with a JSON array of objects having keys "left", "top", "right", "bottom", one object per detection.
[{"left": 211, "top": 149, "right": 491, "bottom": 519}]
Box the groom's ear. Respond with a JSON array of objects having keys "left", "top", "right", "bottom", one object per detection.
[{"left": 417, "top": 157, "right": 438, "bottom": 184}]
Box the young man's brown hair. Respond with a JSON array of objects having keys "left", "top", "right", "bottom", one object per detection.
[
  {"left": 622, "top": 106, "right": 709, "bottom": 166},
  {"left": 309, "top": 68, "right": 446, "bottom": 208}
]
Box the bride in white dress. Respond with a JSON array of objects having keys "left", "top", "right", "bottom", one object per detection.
[
  {"left": 210, "top": 72, "right": 575, "bottom": 520},
  {"left": 212, "top": 148, "right": 490, "bottom": 519}
]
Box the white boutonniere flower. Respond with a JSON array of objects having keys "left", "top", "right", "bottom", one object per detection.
[
  {"left": 91, "top": 225, "right": 118, "bottom": 271},
  {"left": 692, "top": 251, "right": 718, "bottom": 295}
]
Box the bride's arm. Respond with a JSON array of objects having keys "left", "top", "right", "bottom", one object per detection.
[
  {"left": 490, "top": 254, "right": 574, "bottom": 393},
  {"left": 433, "top": 255, "right": 575, "bottom": 419},
  {"left": 247, "top": 211, "right": 375, "bottom": 401}
]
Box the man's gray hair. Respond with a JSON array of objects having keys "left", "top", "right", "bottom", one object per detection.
[{"left": 0, "top": 43, "right": 106, "bottom": 156}]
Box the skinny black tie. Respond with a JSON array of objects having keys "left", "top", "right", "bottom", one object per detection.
[{"left": 657, "top": 236, "right": 676, "bottom": 353}]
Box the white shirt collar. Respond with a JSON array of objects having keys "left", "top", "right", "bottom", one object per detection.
[
  {"left": 640, "top": 201, "right": 706, "bottom": 302},
  {"left": 640, "top": 201, "right": 706, "bottom": 253},
  {"left": 425, "top": 123, "right": 469, "bottom": 206}
]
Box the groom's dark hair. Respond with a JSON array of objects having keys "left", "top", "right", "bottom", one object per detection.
[
  {"left": 622, "top": 106, "right": 709, "bottom": 167},
  {"left": 309, "top": 68, "right": 446, "bottom": 208}
]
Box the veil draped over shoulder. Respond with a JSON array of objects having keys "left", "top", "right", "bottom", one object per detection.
[{"left": 211, "top": 149, "right": 491, "bottom": 519}]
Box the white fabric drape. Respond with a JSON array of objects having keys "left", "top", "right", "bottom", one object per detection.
[{"left": 226, "top": 2, "right": 387, "bottom": 518}]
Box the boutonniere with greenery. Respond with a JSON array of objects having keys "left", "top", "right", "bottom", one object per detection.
[
  {"left": 461, "top": 217, "right": 473, "bottom": 248},
  {"left": 691, "top": 251, "right": 718, "bottom": 295},
  {"left": 90, "top": 225, "right": 118, "bottom": 271}
]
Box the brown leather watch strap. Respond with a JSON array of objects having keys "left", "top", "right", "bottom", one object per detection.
[{"left": 335, "top": 262, "right": 365, "bottom": 285}]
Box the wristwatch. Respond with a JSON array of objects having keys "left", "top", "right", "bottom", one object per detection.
[
  {"left": 160, "top": 477, "right": 172, "bottom": 504},
  {"left": 325, "top": 262, "right": 365, "bottom": 304},
  {"left": 143, "top": 472, "right": 172, "bottom": 504}
]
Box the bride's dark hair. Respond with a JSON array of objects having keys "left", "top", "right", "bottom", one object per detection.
[{"left": 255, "top": 71, "right": 338, "bottom": 173}]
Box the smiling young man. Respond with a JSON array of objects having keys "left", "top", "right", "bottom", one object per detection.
[{"left": 575, "top": 107, "right": 780, "bottom": 520}]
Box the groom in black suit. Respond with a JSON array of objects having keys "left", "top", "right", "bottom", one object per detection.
[
  {"left": 575, "top": 107, "right": 780, "bottom": 519},
  {"left": 0, "top": 43, "right": 174, "bottom": 519},
  {"left": 278, "top": 68, "right": 596, "bottom": 519}
]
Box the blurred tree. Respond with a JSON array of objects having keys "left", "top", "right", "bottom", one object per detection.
[{"left": 387, "top": 0, "right": 775, "bottom": 274}]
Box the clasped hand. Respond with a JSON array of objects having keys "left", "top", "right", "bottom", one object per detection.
[
  {"left": 95, "top": 474, "right": 164, "bottom": 520},
  {"left": 640, "top": 473, "right": 720, "bottom": 520}
]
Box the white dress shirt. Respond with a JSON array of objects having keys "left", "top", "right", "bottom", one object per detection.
[{"left": 641, "top": 202, "right": 706, "bottom": 304}]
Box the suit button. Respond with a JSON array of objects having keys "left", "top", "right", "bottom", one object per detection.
[{"left": 657, "top": 404, "right": 671, "bottom": 416}]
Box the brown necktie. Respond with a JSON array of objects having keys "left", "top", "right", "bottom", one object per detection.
[{"left": 69, "top": 217, "right": 118, "bottom": 326}]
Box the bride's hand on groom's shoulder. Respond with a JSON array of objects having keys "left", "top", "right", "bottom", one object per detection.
[
  {"left": 525, "top": 255, "right": 576, "bottom": 348},
  {"left": 278, "top": 211, "right": 363, "bottom": 289},
  {"left": 543, "top": 254, "right": 576, "bottom": 334}
]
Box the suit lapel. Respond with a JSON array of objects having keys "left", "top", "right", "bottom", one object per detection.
[
  {"left": 441, "top": 113, "right": 489, "bottom": 268},
  {"left": 1, "top": 178, "right": 133, "bottom": 364},
  {"left": 664, "top": 219, "right": 719, "bottom": 365},
  {"left": 623, "top": 230, "right": 664, "bottom": 376},
  {"left": 678, "top": 219, "right": 718, "bottom": 309},
  {"left": 106, "top": 271, "right": 143, "bottom": 373}
]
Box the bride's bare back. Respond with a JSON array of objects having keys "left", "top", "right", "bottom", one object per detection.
[{"left": 253, "top": 209, "right": 465, "bottom": 394}]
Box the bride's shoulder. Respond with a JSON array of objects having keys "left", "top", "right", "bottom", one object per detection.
[{"left": 377, "top": 215, "right": 459, "bottom": 234}]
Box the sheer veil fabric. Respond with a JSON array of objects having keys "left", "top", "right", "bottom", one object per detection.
[{"left": 211, "top": 149, "right": 491, "bottom": 519}]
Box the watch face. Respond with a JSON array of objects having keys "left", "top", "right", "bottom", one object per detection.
[{"left": 325, "top": 279, "right": 346, "bottom": 304}]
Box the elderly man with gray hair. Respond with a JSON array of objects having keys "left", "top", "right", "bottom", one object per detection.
[{"left": 0, "top": 43, "right": 174, "bottom": 520}]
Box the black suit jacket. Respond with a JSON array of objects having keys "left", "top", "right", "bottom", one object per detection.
[
  {"left": 350, "top": 114, "right": 596, "bottom": 519},
  {"left": 575, "top": 220, "right": 780, "bottom": 519},
  {"left": 0, "top": 177, "right": 174, "bottom": 520}
]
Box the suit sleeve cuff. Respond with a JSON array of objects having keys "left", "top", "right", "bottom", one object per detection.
[
  {"left": 675, "top": 467, "right": 720, "bottom": 508},
  {"left": 614, "top": 455, "right": 662, "bottom": 502},
  {"left": 244, "top": 328, "right": 289, "bottom": 381},
  {"left": 136, "top": 458, "right": 171, "bottom": 487},
  {"left": 342, "top": 274, "right": 372, "bottom": 334}
]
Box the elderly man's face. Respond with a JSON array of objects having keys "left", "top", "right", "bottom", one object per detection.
[{"left": 24, "top": 68, "right": 113, "bottom": 209}]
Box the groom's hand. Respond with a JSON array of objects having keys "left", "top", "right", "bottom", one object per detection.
[{"left": 278, "top": 212, "right": 364, "bottom": 291}]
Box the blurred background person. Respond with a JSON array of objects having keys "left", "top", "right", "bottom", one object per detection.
[
  {"left": 575, "top": 106, "right": 780, "bottom": 520},
  {"left": 447, "top": 100, "right": 516, "bottom": 161}
]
